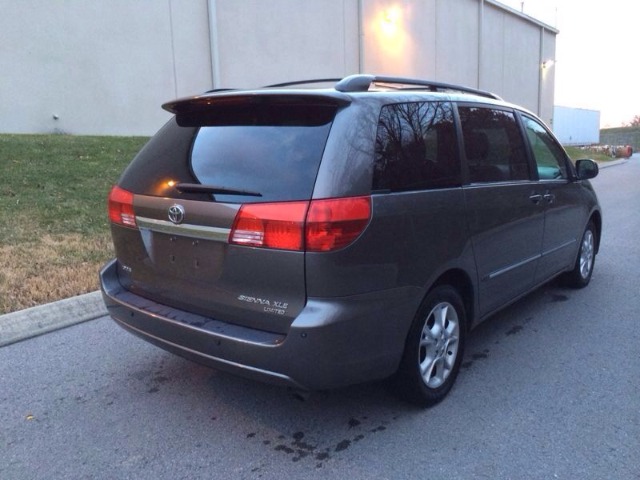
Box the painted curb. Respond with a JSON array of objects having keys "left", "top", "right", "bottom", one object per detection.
[{"left": 0, "top": 291, "right": 107, "bottom": 347}]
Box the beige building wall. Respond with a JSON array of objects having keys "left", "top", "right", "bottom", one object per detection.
[
  {"left": 1, "top": 0, "right": 212, "bottom": 136},
  {"left": 0, "top": 0, "right": 556, "bottom": 136},
  {"left": 362, "top": 0, "right": 557, "bottom": 126},
  {"left": 212, "top": 0, "right": 360, "bottom": 88}
]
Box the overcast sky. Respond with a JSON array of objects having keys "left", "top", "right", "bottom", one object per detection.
[{"left": 497, "top": 0, "right": 637, "bottom": 127}]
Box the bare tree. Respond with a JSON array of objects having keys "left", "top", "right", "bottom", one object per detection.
[{"left": 626, "top": 115, "right": 640, "bottom": 127}]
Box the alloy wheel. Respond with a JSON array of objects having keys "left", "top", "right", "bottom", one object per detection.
[{"left": 418, "top": 302, "right": 460, "bottom": 389}]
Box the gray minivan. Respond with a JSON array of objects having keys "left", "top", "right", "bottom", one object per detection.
[{"left": 100, "top": 75, "right": 601, "bottom": 406}]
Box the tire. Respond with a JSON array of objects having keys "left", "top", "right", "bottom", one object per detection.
[
  {"left": 395, "top": 285, "right": 467, "bottom": 407},
  {"left": 563, "top": 221, "right": 596, "bottom": 289}
]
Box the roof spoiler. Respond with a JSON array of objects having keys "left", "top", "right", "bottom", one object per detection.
[{"left": 162, "top": 92, "right": 350, "bottom": 115}]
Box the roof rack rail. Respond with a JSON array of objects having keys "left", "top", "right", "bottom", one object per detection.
[
  {"left": 265, "top": 78, "right": 342, "bottom": 88},
  {"left": 203, "top": 88, "right": 236, "bottom": 94},
  {"left": 334, "top": 74, "right": 502, "bottom": 100}
]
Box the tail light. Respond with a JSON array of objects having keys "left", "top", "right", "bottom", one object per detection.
[
  {"left": 108, "top": 185, "right": 137, "bottom": 228},
  {"left": 229, "top": 201, "right": 308, "bottom": 250},
  {"left": 305, "top": 197, "right": 371, "bottom": 251},
  {"left": 230, "top": 196, "right": 371, "bottom": 252}
]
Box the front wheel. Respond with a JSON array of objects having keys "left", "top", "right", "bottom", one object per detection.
[
  {"left": 394, "top": 285, "right": 467, "bottom": 407},
  {"left": 563, "top": 221, "right": 596, "bottom": 288}
]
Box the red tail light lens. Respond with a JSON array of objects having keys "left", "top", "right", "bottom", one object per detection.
[
  {"left": 306, "top": 197, "right": 371, "bottom": 252},
  {"left": 108, "top": 185, "right": 137, "bottom": 228},
  {"left": 229, "top": 196, "right": 371, "bottom": 252},
  {"left": 230, "top": 201, "right": 308, "bottom": 250}
]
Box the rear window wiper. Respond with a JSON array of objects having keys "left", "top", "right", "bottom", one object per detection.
[{"left": 175, "top": 183, "right": 262, "bottom": 197}]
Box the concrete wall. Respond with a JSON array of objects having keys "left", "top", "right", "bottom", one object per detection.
[
  {"left": 1, "top": 0, "right": 212, "bottom": 136},
  {"left": 354, "top": 0, "right": 556, "bottom": 125},
  {"left": 480, "top": 3, "right": 554, "bottom": 123},
  {"left": 212, "top": 0, "right": 360, "bottom": 88},
  {"left": 0, "top": 0, "right": 556, "bottom": 136}
]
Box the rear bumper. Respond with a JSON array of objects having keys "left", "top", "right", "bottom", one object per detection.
[{"left": 100, "top": 259, "right": 420, "bottom": 390}]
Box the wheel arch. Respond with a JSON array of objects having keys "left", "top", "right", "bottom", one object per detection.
[
  {"left": 431, "top": 269, "right": 475, "bottom": 331},
  {"left": 589, "top": 210, "right": 602, "bottom": 254},
  {"left": 394, "top": 269, "right": 474, "bottom": 406}
]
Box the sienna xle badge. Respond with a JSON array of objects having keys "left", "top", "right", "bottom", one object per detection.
[{"left": 101, "top": 74, "right": 601, "bottom": 406}]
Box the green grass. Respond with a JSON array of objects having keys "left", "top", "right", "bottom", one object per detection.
[
  {"left": 564, "top": 146, "right": 615, "bottom": 163},
  {"left": 1, "top": 134, "right": 148, "bottom": 243},
  {"left": 0, "top": 134, "right": 148, "bottom": 313}
]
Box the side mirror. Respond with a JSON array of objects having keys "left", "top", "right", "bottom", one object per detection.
[{"left": 575, "top": 159, "right": 599, "bottom": 180}]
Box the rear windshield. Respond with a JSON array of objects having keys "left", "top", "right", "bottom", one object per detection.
[
  {"left": 118, "top": 104, "right": 336, "bottom": 203},
  {"left": 188, "top": 104, "right": 335, "bottom": 203}
]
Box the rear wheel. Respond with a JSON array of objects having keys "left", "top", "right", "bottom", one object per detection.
[
  {"left": 563, "top": 221, "right": 596, "bottom": 288},
  {"left": 395, "top": 285, "right": 466, "bottom": 407}
]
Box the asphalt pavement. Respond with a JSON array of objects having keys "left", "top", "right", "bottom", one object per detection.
[{"left": 0, "top": 157, "right": 632, "bottom": 348}]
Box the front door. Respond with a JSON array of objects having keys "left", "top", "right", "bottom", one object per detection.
[{"left": 521, "top": 114, "right": 588, "bottom": 282}]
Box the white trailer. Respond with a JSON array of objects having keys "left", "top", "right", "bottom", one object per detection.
[{"left": 552, "top": 106, "right": 600, "bottom": 146}]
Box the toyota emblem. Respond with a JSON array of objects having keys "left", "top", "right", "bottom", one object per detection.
[{"left": 168, "top": 204, "right": 185, "bottom": 225}]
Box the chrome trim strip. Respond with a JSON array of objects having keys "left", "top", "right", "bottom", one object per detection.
[
  {"left": 485, "top": 239, "right": 577, "bottom": 281},
  {"left": 487, "top": 254, "right": 541, "bottom": 280},
  {"left": 137, "top": 216, "right": 230, "bottom": 242},
  {"left": 541, "top": 239, "right": 576, "bottom": 257}
]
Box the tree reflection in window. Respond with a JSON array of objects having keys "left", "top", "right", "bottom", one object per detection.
[{"left": 373, "top": 102, "right": 460, "bottom": 192}]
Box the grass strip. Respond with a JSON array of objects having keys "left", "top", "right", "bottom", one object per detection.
[{"left": 1, "top": 134, "right": 148, "bottom": 313}]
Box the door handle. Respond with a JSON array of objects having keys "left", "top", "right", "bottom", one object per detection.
[
  {"left": 529, "top": 194, "right": 543, "bottom": 205},
  {"left": 543, "top": 192, "right": 555, "bottom": 204}
]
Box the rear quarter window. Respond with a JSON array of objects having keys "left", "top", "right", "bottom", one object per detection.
[{"left": 373, "top": 101, "right": 460, "bottom": 192}]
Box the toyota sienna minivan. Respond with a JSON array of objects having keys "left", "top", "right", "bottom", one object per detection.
[{"left": 101, "top": 74, "right": 601, "bottom": 406}]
